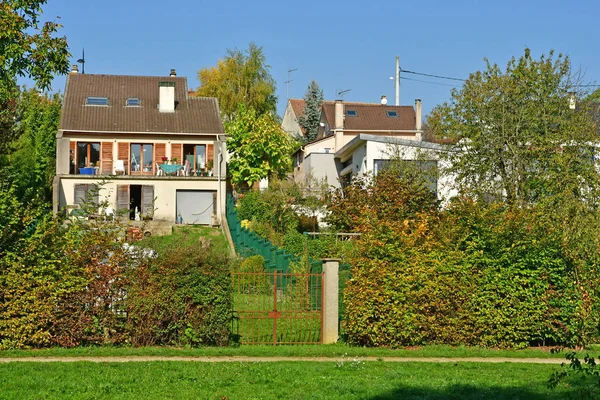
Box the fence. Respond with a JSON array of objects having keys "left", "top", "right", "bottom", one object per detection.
[{"left": 226, "top": 193, "right": 322, "bottom": 274}]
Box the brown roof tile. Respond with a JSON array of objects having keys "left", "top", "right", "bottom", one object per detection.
[
  {"left": 321, "top": 101, "right": 415, "bottom": 132},
  {"left": 59, "top": 74, "right": 224, "bottom": 134},
  {"left": 288, "top": 98, "right": 305, "bottom": 119}
]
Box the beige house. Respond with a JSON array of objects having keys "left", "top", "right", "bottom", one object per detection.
[{"left": 53, "top": 67, "right": 227, "bottom": 228}]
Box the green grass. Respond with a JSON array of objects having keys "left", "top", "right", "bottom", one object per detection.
[
  {"left": 136, "top": 225, "right": 230, "bottom": 256},
  {"left": 0, "top": 343, "right": 576, "bottom": 359},
  {"left": 0, "top": 361, "right": 573, "bottom": 399}
]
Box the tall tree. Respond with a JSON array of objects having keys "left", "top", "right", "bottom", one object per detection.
[
  {"left": 225, "top": 104, "right": 295, "bottom": 188},
  {"left": 434, "top": 48, "right": 598, "bottom": 207},
  {"left": 0, "top": 0, "right": 69, "bottom": 158},
  {"left": 196, "top": 43, "right": 277, "bottom": 120},
  {"left": 297, "top": 80, "right": 323, "bottom": 142},
  {"left": 8, "top": 89, "right": 61, "bottom": 201}
]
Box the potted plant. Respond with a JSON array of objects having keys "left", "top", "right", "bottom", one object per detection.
[
  {"left": 206, "top": 159, "right": 214, "bottom": 176},
  {"left": 172, "top": 157, "right": 178, "bottom": 164}
]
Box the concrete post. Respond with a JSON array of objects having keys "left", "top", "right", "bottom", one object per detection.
[{"left": 322, "top": 258, "right": 340, "bottom": 344}]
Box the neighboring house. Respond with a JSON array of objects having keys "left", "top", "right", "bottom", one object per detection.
[
  {"left": 53, "top": 66, "right": 227, "bottom": 228},
  {"left": 294, "top": 98, "right": 422, "bottom": 185},
  {"left": 281, "top": 98, "right": 306, "bottom": 139}
]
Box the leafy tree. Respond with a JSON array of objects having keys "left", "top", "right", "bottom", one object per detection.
[
  {"left": 434, "top": 48, "right": 598, "bottom": 207},
  {"left": 8, "top": 89, "right": 61, "bottom": 201},
  {"left": 225, "top": 104, "right": 295, "bottom": 188},
  {"left": 297, "top": 80, "right": 323, "bottom": 142},
  {"left": 196, "top": 43, "right": 277, "bottom": 120}
]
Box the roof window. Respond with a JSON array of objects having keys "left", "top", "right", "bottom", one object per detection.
[
  {"left": 126, "top": 98, "right": 141, "bottom": 106},
  {"left": 386, "top": 111, "right": 398, "bottom": 117},
  {"left": 346, "top": 110, "right": 357, "bottom": 116},
  {"left": 86, "top": 97, "right": 109, "bottom": 106}
]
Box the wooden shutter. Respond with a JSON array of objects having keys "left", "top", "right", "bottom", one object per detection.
[
  {"left": 74, "top": 184, "right": 87, "bottom": 205},
  {"left": 117, "top": 185, "right": 130, "bottom": 214},
  {"left": 70, "top": 141, "right": 76, "bottom": 153},
  {"left": 118, "top": 142, "right": 129, "bottom": 174},
  {"left": 101, "top": 142, "right": 113, "bottom": 175},
  {"left": 207, "top": 144, "right": 214, "bottom": 162},
  {"left": 171, "top": 143, "right": 182, "bottom": 161},
  {"left": 141, "top": 185, "right": 154, "bottom": 217},
  {"left": 155, "top": 143, "right": 166, "bottom": 167}
]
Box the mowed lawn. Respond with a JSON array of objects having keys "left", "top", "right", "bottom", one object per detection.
[{"left": 0, "top": 360, "right": 573, "bottom": 399}]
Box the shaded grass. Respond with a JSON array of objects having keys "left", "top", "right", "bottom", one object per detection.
[
  {"left": 0, "top": 361, "right": 571, "bottom": 399},
  {"left": 0, "top": 343, "right": 573, "bottom": 359}
]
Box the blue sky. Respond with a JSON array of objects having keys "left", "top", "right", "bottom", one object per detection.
[{"left": 31, "top": 0, "right": 600, "bottom": 117}]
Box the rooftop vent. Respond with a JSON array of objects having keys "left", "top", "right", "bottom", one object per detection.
[{"left": 170, "top": 69, "right": 177, "bottom": 77}]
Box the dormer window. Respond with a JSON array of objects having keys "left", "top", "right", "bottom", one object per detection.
[
  {"left": 386, "top": 111, "right": 398, "bottom": 117},
  {"left": 126, "top": 98, "right": 141, "bottom": 106},
  {"left": 346, "top": 110, "right": 357, "bottom": 116},
  {"left": 86, "top": 97, "right": 109, "bottom": 106}
]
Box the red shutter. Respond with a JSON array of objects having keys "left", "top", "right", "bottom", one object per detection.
[
  {"left": 155, "top": 143, "right": 166, "bottom": 167},
  {"left": 101, "top": 142, "right": 113, "bottom": 175},
  {"left": 118, "top": 142, "right": 129, "bottom": 174},
  {"left": 207, "top": 144, "right": 214, "bottom": 162}
]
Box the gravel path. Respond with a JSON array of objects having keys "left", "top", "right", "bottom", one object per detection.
[{"left": 0, "top": 356, "right": 566, "bottom": 364}]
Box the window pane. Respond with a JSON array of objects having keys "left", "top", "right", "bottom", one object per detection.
[
  {"left": 77, "top": 143, "right": 87, "bottom": 168},
  {"left": 131, "top": 144, "right": 141, "bottom": 172},
  {"left": 196, "top": 145, "right": 205, "bottom": 170},
  {"left": 90, "top": 143, "right": 100, "bottom": 165},
  {"left": 143, "top": 144, "right": 153, "bottom": 171}
]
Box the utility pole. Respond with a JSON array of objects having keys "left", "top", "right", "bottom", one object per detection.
[
  {"left": 395, "top": 55, "right": 400, "bottom": 106},
  {"left": 77, "top": 48, "right": 86, "bottom": 74},
  {"left": 286, "top": 68, "right": 298, "bottom": 99}
]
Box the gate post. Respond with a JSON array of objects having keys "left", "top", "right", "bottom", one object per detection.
[{"left": 321, "top": 258, "right": 340, "bottom": 344}]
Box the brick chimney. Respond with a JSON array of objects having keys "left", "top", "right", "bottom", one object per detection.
[
  {"left": 71, "top": 64, "right": 79, "bottom": 74},
  {"left": 334, "top": 100, "right": 344, "bottom": 151},
  {"left": 415, "top": 99, "right": 422, "bottom": 141}
]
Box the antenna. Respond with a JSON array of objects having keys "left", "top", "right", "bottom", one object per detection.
[
  {"left": 286, "top": 68, "right": 298, "bottom": 100},
  {"left": 76, "top": 48, "right": 85, "bottom": 74},
  {"left": 336, "top": 89, "right": 351, "bottom": 99}
]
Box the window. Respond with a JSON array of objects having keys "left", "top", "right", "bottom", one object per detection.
[
  {"left": 126, "top": 98, "right": 140, "bottom": 106},
  {"left": 386, "top": 111, "right": 398, "bottom": 117},
  {"left": 130, "top": 144, "right": 154, "bottom": 175},
  {"left": 346, "top": 110, "right": 358, "bottom": 116},
  {"left": 77, "top": 142, "right": 100, "bottom": 173},
  {"left": 184, "top": 144, "right": 206, "bottom": 173},
  {"left": 86, "top": 97, "right": 109, "bottom": 106}
]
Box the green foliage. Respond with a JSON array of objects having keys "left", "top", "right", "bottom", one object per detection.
[
  {"left": 7, "top": 89, "right": 61, "bottom": 201},
  {"left": 195, "top": 42, "right": 276, "bottom": 120},
  {"left": 434, "top": 48, "right": 599, "bottom": 206},
  {"left": 225, "top": 105, "right": 295, "bottom": 187},
  {"left": 549, "top": 352, "right": 600, "bottom": 398},
  {"left": 297, "top": 80, "right": 323, "bottom": 142}
]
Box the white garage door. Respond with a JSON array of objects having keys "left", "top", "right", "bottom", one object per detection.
[{"left": 176, "top": 190, "right": 214, "bottom": 225}]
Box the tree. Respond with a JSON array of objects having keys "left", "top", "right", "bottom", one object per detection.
[
  {"left": 297, "top": 80, "right": 323, "bottom": 142},
  {"left": 0, "top": 0, "right": 69, "bottom": 159},
  {"left": 434, "top": 48, "right": 598, "bottom": 207},
  {"left": 225, "top": 104, "right": 295, "bottom": 187},
  {"left": 196, "top": 43, "right": 277, "bottom": 120}
]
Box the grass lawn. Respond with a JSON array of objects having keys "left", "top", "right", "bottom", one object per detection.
[
  {"left": 0, "top": 360, "right": 573, "bottom": 399},
  {"left": 136, "top": 225, "right": 230, "bottom": 256},
  {"left": 0, "top": 343, "right": 580, "bottom": 359}
]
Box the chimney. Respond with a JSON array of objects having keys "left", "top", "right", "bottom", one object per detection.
[
  {"left": 380, "top": 95, "right": 388, "bottom": 105},
  {"left": 415, "top": 99, "right": 422, "bottom": 131},
  {"left": 159, "top": 81, "right": 176, "bottom": 113},
  {"left": 170, "top": 69, "right": 177, "bottom": 77},
  {"left": 334, "top": 100, "right": 344, "bottom": 151},
  {"left": 71, "top": 64, "right": 79, "bottom": 74}
]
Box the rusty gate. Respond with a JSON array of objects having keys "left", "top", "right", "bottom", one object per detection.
[{"left": 232, "top": 270, "right": 323, "bottom": 345}]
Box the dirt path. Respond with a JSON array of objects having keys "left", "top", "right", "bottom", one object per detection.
[{"left": 0, "top": 356, "right": 566, "bottom": 364}]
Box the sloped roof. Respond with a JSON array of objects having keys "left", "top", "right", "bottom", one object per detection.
[
  {"left": 322, "top": 101, "right": 415, "bottom": 131},
  {"left": 288, "top": 98, "right": 305, "bottom": 119},
  {"left": 59, "top": 73, "right": 224, "bottom": 134}
]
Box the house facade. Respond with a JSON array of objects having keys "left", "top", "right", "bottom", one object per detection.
[
  {"left": 53, "top": 67, "right": 227, "bottom": 228},
  {"left": 281, "top": 99, "right": 306, "bottom": 139}
]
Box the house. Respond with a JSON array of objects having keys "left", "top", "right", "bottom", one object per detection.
[
  {"left": 53, "top": 66, "right": 227, "bottom": 230},
  {"left": 281, "top": 98, "right": 306, "bottom": 139}
]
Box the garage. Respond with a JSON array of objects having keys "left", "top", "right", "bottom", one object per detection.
[{"left": 176, "top": 190, "right": 215, "bottom": 225}]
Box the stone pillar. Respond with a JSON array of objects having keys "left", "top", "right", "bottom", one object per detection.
[{"left": 322, "top": 258, "right": 340, "bottom": 344}]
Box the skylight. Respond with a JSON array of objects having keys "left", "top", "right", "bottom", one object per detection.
[
  {"left": 386, "top": 111, "right": 398, "bottom": 117},
  {"left": 86, "top": 97, "right": 109, "bottom": 106},
  {"left": 126, "top": 98, "right": 141, "bottom": 106},
  {"left": 346, "top": 110, "right": 357, "bottom": 116}
]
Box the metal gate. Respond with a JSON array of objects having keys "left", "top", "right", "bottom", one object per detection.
[{"left": 232, "top": 270, "right": 323, "bottom": 345}]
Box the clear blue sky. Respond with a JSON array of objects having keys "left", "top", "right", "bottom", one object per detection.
[{"left": 31, "top": 0, "right": 600, "bottom": 117}]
